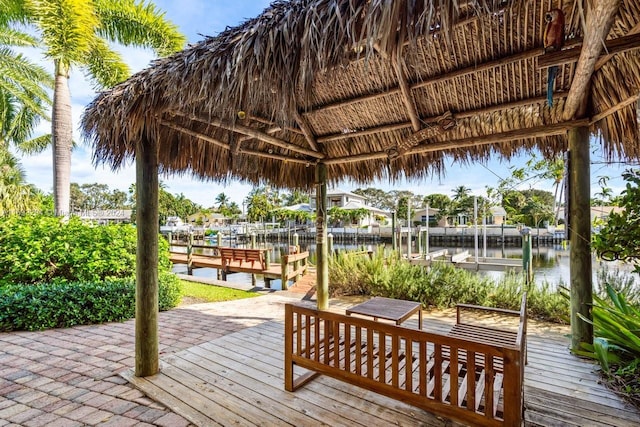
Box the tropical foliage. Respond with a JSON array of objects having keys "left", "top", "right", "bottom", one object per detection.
[
  {"left": 575, "top": 284, "right": 640, "bottom": 407},
  {"left": 328, "top": 249, "right": 569, "bottom": 323},
  {"left": 13, "top": 0, "right": 185, "bottom": 215},
  {"left": 0, "top": 272, "right": 181, "bottom": 331},
  {"left": 0, "top": 214, "right": 170, "bottom": 284},
  {"left": 593, "top": 169, "right": 640, "bottom": 272}
]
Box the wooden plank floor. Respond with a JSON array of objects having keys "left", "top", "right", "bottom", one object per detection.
[{"left": 123, "top": 298, "right": 640, "bottom": 427}]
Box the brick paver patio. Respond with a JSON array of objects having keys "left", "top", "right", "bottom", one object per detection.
[{"left": 0, "top": 292, "right": 300, "bottom": 426}]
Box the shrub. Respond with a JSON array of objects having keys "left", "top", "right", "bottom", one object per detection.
[
  {"left": 0, "top": 215, "right": 170, "bottom": 285},
  {"left": 329, "top": 249, "right": 569, "bottom": 323},
  {"left": 0, "top": 273, "right": 182, "bottom": 331}
]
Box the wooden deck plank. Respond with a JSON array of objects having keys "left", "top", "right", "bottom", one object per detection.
[
  {"left": 119, "top": 300, "right": 639, "bottom": 427},
  {"left": 120, "top": 369, "right": 224, "bottom": 426},
  {"left": 169, "top": 353, "right": 336, "bottom": 426},
  {"left": 204, "top": 328, "right": 450, "bottom": 426}
]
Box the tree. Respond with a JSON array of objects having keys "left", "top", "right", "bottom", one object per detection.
[
  {"left": 245, "top": 192, "right": 271, "bottom": 222},
  {"left": 0, "top": 147, "right": 42, "bottom": 215},
  {"left": 20, "top": 0, "right": 185, "bottom": 216},
  {"left": 353, "top": 187, "right": 394, "bottom": 210},
  {"left": 0, "top": 11, "right": 53, "bottom": 153},
  {"left": 593, "top": 169, "right": 640, "bottom": 271},
  {"left": 283, "top": 189, "right": 310, "bottom": 206},
  {"left": 215, "top": 192, "right": 230, "bottom": 210}
]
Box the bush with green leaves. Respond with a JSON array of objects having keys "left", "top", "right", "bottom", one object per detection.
[
  {"left": 0, "top": 215, "right": 171, "bottom": 284},
  {"left": 329, "top": 249, "right": 569, "bottom": 323},
  {"left": 575, "top": 284, "right": 640, "bottom": 407},
  {"left": 0, "top": 272, "right": 182, "bottom": 331}
]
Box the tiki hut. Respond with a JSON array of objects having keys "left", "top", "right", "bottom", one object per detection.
[{"left": 81, "top": 0, "right": 640, "bottom": 376}]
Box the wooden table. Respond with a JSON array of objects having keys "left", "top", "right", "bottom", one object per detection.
[{"left": 346, "top": 297, "right": 423, "bottom": 329}]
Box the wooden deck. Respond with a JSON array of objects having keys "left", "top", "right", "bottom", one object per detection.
[{"left": 122, "top": 297, "right": 640, "bottom": 426}]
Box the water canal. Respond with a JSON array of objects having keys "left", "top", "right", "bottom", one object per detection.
[{"left": 172, "top": 240, "right": 637, "bottom": 290}]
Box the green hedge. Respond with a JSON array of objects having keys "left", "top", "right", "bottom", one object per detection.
[
  {"left": 0, "top": 215, "right": 171, "bottom": 285},
  {"left": 0, "top": 272, "right": 182, "bottom": 331}
]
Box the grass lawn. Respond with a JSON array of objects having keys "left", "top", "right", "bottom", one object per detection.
[{"left": 179, "top": 280, "right": 259, "bottom": 305}]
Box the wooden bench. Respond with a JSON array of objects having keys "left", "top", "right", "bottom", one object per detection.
[
  {"left": 284, "top": 300, "right": 526, "bottom": 427},
  {"left": 219, "top": 247, "right": 266, "bottom": 271}
]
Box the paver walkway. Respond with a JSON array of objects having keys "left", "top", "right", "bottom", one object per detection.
[{"left": 0, "top": 292, "right": 299, "bottom": 426}]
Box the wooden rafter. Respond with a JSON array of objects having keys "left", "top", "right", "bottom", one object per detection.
[
  {"left": 292, "top": 111, "right": 321, "bottom": 152},
  {"left": 159, "top": 119, "right": 230, "bottom": 150},
  {"left": 317, "top": 92, "right": 568, "bottom": 144},
  {"left": 563, "top": 0, "right": 621, "bottom": 121},
  {"left": 306, "top": 39, "right": 582, "bottom": 115},
  {"left": 595, "top": 22, "right": 640, "bottom": 71},
  {"left": 393, "top": 56, "right": 421, "bottom": 132},
  {"left": 538, "top": 32, "right": 640, "bottom": 69},
  {"left": 239, "top": 148, "right": 315, "bottom": 165},
  {"left": 590, "top": 93, "right": 640, "bottom": 124},
  {"left": 322, "top": 119, "right": 589, "bottom": 166},
  {"left": 170, "top": 112, "right": 325, "bottom": 159}
]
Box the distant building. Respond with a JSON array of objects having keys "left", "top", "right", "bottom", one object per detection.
[
  {"left": 187, "top": 212, "right": 228, "bottom": 227},
  {"left": 308, "top": 188, "right": 391, "bottom": 226}
]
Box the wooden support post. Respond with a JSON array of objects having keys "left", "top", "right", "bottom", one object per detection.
[
  {"left": 250, "top": 233, "right": 257, "bottom": 288},
  {"left": 135, "top": 137, "right": 159, "bottom": 377},
  {"left": 522, "top": 232, "right": 532, "bottom": 285},
  {"left": 569, "top": 126, "right": 593, "bottom": 350},
  {"left": 293, "top": 233, "right": 300, "bottom": 283},
  {"left": 187, "top": 232, "right": 193, "bottom": 275},
  {"left": 327, "top": 233, "right": 333, "bottom": 255},
  {"left": 316, "top": 163, "right": 329, "bottom": 310}
]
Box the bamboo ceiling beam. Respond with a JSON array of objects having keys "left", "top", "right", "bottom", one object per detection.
[
  {"left": 293, "top": 110, "right": 321, "bottom": 152},
  {"left": 393, "top": 57, "right": 421, "bottom": 132},
  {"left": 238, "top": 126, "right": 281, "bottom": 143},
  {"left": 590, "top": 92, "right": 640, "bottom": 124},
  {"left": 322, "top": 119, "right": 590, "bottom": 166},
  {"left": 170, "top": 112, "right": 325, "bottom": 159},
  {"left": 563, "top": 0, "right": 621, "bottom": 121},
  {"left": 538, "top": 32, "right": 640, "bottom": 69},
  {"left": 308, "top": 39, "right": 581, "bottom": 115},
  {"left": 247, "top": 114, "right": 304, "bottom": 135},
  {"left": 594, "top": 22, "right": 640, "bottom": 71},
  {"left": 317, "top": 92, "right": 568, "bottom": 144},
  {"left": 159, "top": 119, "right": 230, "bottom": 150},
  {"left": 238, "top": 148, "right": 315, "bottom": 165}
]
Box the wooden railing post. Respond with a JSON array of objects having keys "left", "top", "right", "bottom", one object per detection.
[
  {"left": 501, "top": 348, "right": 523, "bottom": 426},
  {"left": 293, "top": 233, "right": 300, "bottom": 282}
]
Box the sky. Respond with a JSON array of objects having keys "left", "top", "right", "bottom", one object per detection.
[{"left": 13, "top": 0, "right": 634, "bottom": 209}]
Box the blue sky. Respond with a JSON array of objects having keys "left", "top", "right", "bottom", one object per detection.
[{"left": 15, "top": 0, "right": 632, "bottom": 208}]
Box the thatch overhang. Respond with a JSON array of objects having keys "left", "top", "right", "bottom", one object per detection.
[{"left": 81, "top": 0, "right": 640, "bottom": 189}]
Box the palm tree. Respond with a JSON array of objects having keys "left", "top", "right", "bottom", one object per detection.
[
  {"left": 215, "top": 192, "right": 230, "bottom": 209},
  {"left": 0, "top": 13, "right": 53, "bottom": 152},
  {"left": 22, "top": 0, "right": 185, "bottom": 215},
  {"left": 0, "top": 147, "right": 40, "bottom": 215}
]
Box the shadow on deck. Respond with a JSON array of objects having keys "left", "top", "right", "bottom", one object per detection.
[{"left": 123, "top": 297, "right": 640, "bottom": 426}]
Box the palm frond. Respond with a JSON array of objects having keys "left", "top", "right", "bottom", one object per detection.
[
  {"left": 26, "top": 0, "right": 99, "bottom": 68},
  {"left": 0, "top": 27, "right": 39, "bottom": 47},
  {"left": 15, "top": 133, "right": 51, "bottom": 154},
  {"left": 94, "top": 0, "right": 185, "bottom": 57},
  {"left": 83, "top": 36, "right": 129, "bottom": 89}
]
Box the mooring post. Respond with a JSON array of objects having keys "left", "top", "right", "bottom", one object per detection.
[
  {"left": 293, "top": 233, "right": 300, "bottom": 282},
  {"left": 187, "top": 231, "right": 194, "bottom": 275},
  {"left": 250, "top": 233, "right": 257, "bottom": 288}
]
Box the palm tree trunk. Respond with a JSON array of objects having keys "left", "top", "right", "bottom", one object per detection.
[{"left": 52, "top": 61, "right": 72, "bottom": 216}]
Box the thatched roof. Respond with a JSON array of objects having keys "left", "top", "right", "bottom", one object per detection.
[{"left": 81, "top": 0, "right": 640, "bottom": 190}]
